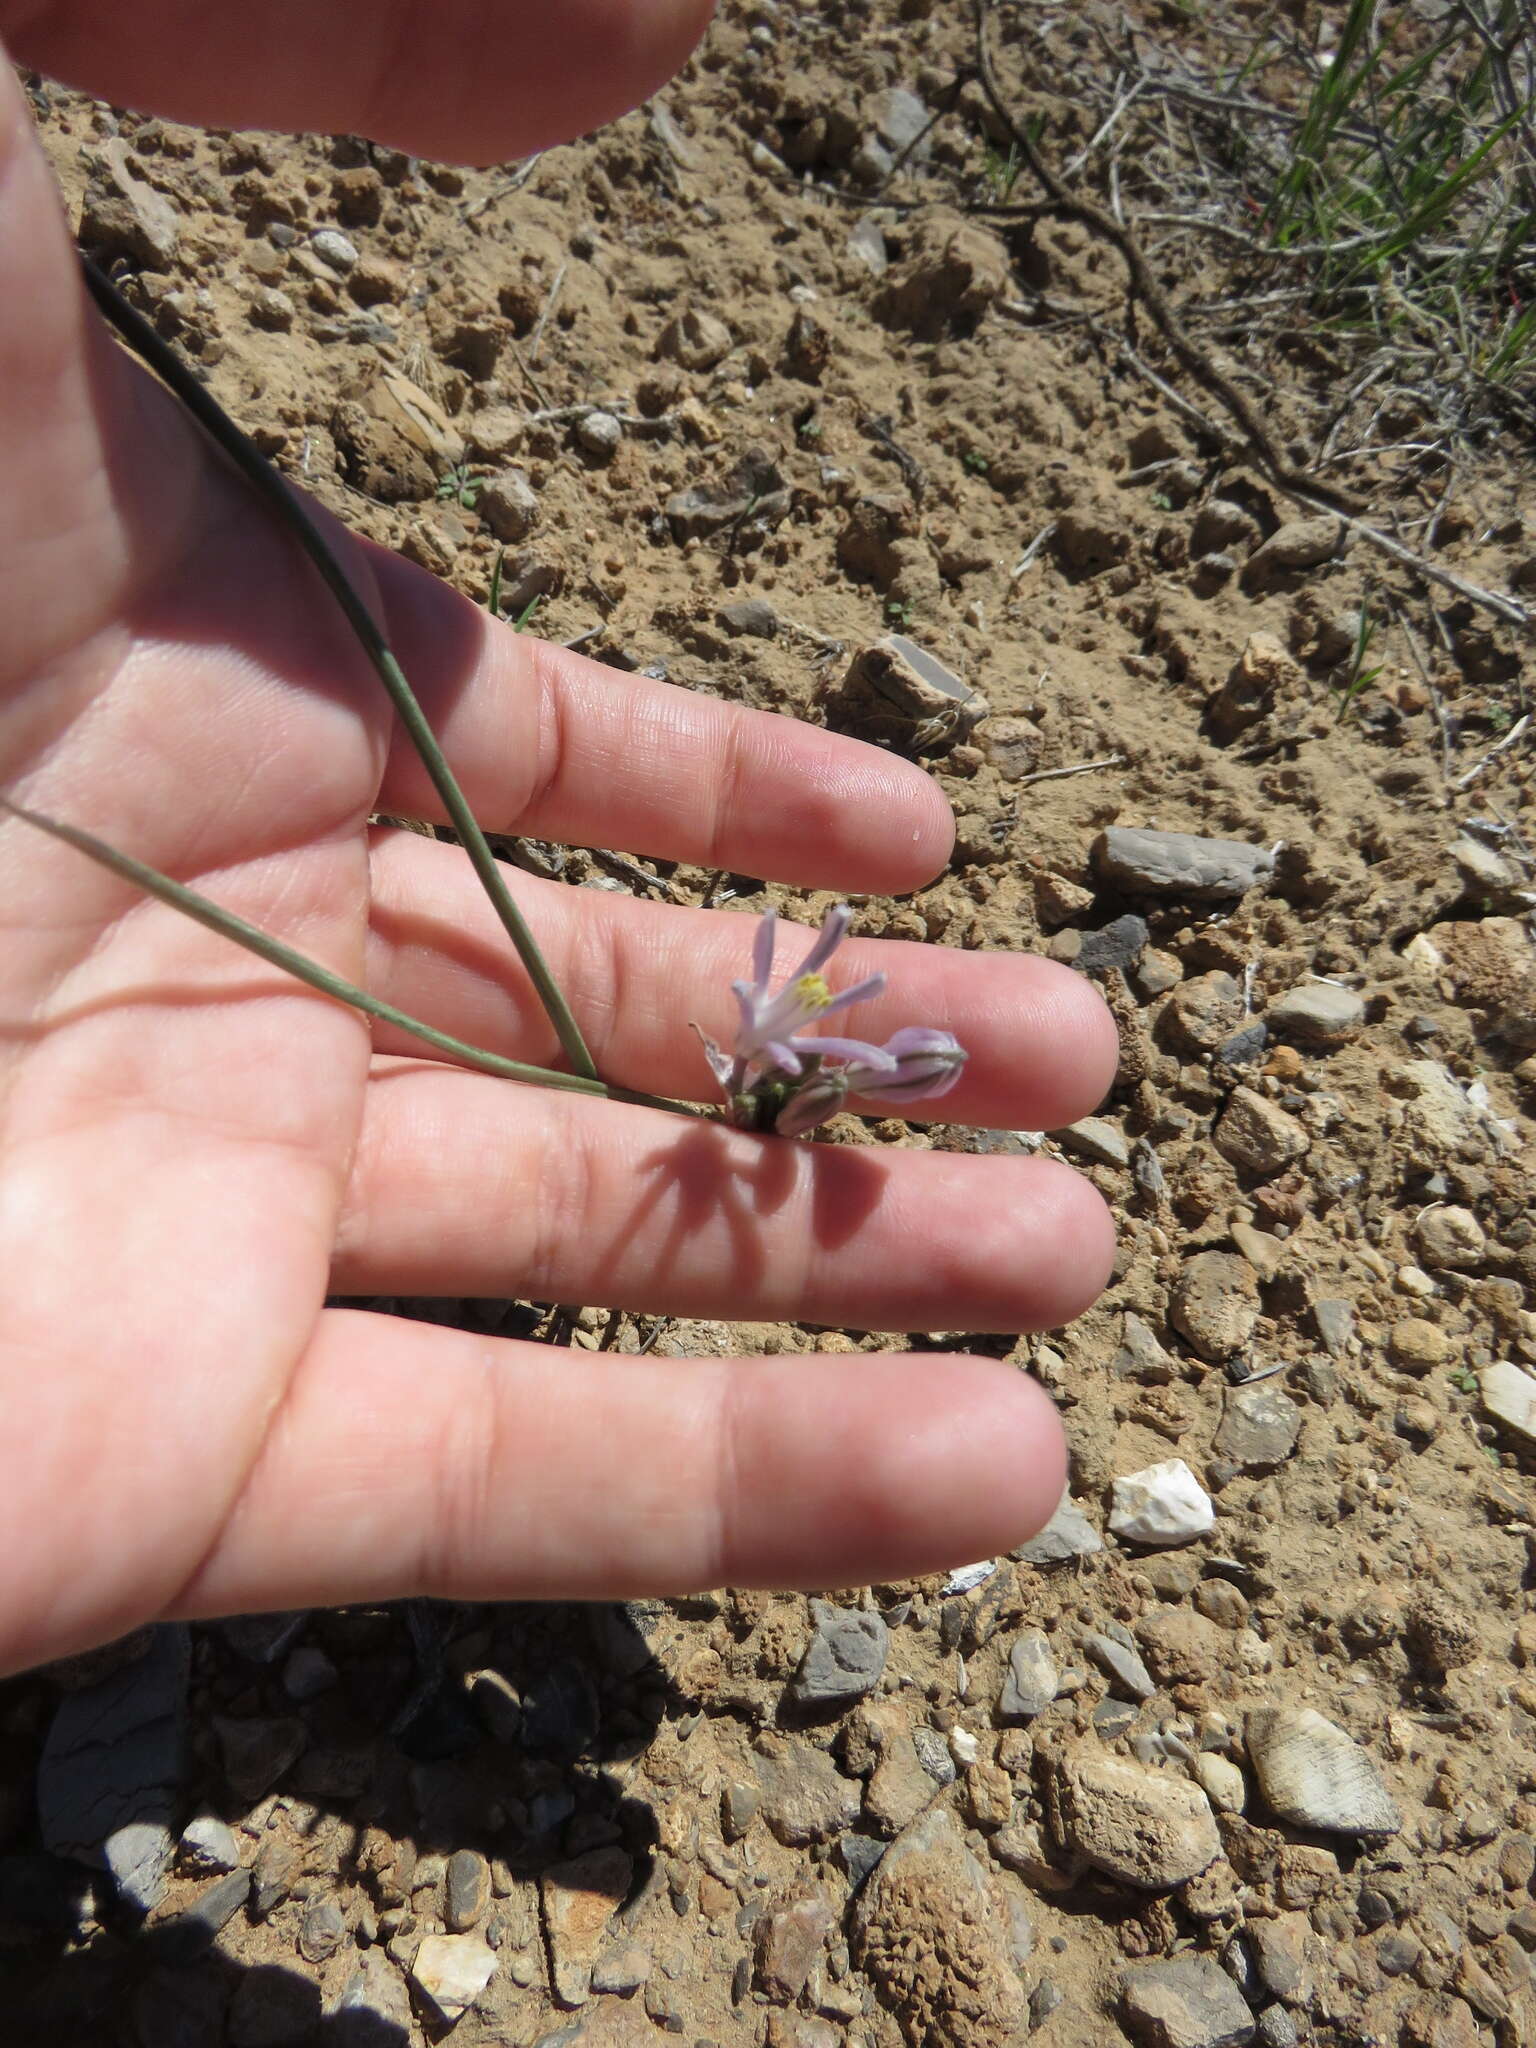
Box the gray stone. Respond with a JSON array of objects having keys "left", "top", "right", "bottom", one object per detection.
[
  {"left": 717, "top": 597, "right": 779, "bottom": 638},
  {"left": 1217, "top": 1022, "right": 1269, "bottom": 1069},
  {"left": 788, "top": 1601, "right": 889, "bottom": 1709},
  {"left": 520, "top": 1656, "right": 599, "bottom": 1760},
  {"left": 576, "top": 410, "right": 622, "bottom": 459},
  {"left": 1056, "top": 1116, "right": 1130, "bottom": 1168},
  {"left": 1213, "top": 1087, "right": 1309, "bottom": 1178},
  {"left": 1000, "top": 1630, "right": 1058, "bottom": 1720},
  {"left": 1075, "top": 913, "right": 1149, "bottom": 973},
  {"left": 847, "top": 215, "right": 889, "bottom": 277},
  {"left": 756, "top": 1741, "right": 861, "bottom": 1846},
  {"left": 446, "top": 1848, "right": 491, "bottom": 1931},
  {"left": 1113, "top": 1312, "right": 1177, "bottom": 1383},
  {"left": 656, "top": 306, "right": 733, "bottom": 370},
  {"left": 1313, "top": 1299, "right": 1354, "bottom": 1355},
  {"left": 1480, "top": 1361, "right": 1536, "bottom": 1442},
  {"left": 152, "top": 1867, "right": 251, "bottom": 1961},
  {"left": 467, "top": 1667, "right": 522, "bottom": 1744},
  {"left": 1266, "top": 982, "right": 1365, "bottom": 1045},
  {"left": 214, "top": 1715, "right": 307, "bottom": 1800},
  {"left": 1171, "top": 1252, "right": 1261, "bottom": 1361},
  {"left": 1084, "top": 1627, "right": 1156, "bottom": 1701},
  {"left": 666, "top": 447, "right": 788, "bottom": 541},
  {"left": 479, "top": 467, "right": 540, "bottom": 542},
  {"left": 1213, "top": 1383, "right": 1301, "bottom": 1469},
  {"left": 868, "top": 87, "right": 932, "bottom": 157},
  {"left": 1094, "top": 828, "right": 1275, "bottom": 900},
  {"left": 298, "top": 1893, "right": 347, "bottom": 1962},
  {"left": 1256, "top": 2008, "right": 1299, "bottom": 2048},
  {"left": 310, "top": 228, "right": 360, "bottom": 272},
  {"left": 838, "top": 1832, "right": 887, "bottom": 1888},
  {"left": 1191, "top": 500, "right": 1259, "bottom": 555},
  {"left": 1242, "top": 514, "right": 1344, "bottom": 588},
  {"left": 37, "top": 1621, "right": 189, "bottom": 1913},
  {"left": 910, "top": 1723, "right": 958, "bottom": 1785},
  {"left": 332, "top": 1953, "right": 414, "bottom": 2044},
  {"left": 250, "top": 1837, "right": 300, "bottom": 1919},
  {"left": 409, "top": 1933, "right": 498, "bottom": 2023},
  {"left": 179, "top": 1814, "right": 240, "bottom": 1875},
  {"left": 1013, "top": 1495, "right": 1102, "bottom": 1565},
  {"left": 589, "top": 1941, "right": 651, "bottom": 1995},
  {"left": 280, "top": 1646, "right": 337, "bottom": 1702},
  {"left": 1056, "top": 1753, "right": 1221, "bottom": 1890},
  {"left": 1121, "top": 1954, "right": 1256, "bottom": 2046}
]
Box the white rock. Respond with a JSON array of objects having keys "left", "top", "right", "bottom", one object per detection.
[
  {"left": 1109, "top": 1461, "right": 1215, "bottom": 1548},
  {"left": 1480, "top": 1361, "right": 1536, "bottom": 1441},
  {"left": 949, "top": 1727, "right": 980, "bottom": 1767},
  {"left": 180, "top": 1813, "right": 241, "bottom": 1874},
  {"left": 943, "top": 1559, "right": 997, "bottom": 1597},
  {"left": 408, "top": 1934, "right": 497, "bottom": 2023},
  {"left": 576, "top": 409, "right": 622, "bottom": 458},
  {"left": 309, "top": 229, "right": 359, "bottom": 272},
  {"left": 1245, "top": 1708, "right": 1401, "bottom": 1838}
]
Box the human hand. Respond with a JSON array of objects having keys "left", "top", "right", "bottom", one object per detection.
[{"left": 0, "top": 2, "right": 1118, "bottom": 1678}]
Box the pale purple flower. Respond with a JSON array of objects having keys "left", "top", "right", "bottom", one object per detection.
[
  {"left": 700, "top": 904, "right": 968, "bottom": 1137},
  {"left": 729, "top": 905, "right": 892, "bottom": 1080},
  {"left": 839, "top": 1026, "right": 967, "bottom": 1105}
]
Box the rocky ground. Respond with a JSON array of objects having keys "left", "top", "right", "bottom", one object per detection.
[{"left": 4, "top": 2, "right": 1536, "bottom": 2044}]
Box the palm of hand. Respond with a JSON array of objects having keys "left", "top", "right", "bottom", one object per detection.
[{"left": 0, "top": 53, "right": 1116, "bottom": 1679}]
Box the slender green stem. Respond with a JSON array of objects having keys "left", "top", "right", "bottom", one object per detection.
[
  {"left": 80, "top": 258, "right": 597, "bottom": 1081},
  {"left": 2, "top": 797, "right": 694, "bottom": 1117}
]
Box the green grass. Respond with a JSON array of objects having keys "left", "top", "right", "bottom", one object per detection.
[{"left": 1256, "top": 0, "right": 1536, "bottom": 396}]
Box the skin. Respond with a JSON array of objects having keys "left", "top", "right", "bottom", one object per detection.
[{"left": 0, "top": 1, "right": 1120, "bottom": 1678}]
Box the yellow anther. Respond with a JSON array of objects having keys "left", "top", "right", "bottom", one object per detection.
[{"left": 793, "top": 971, "right": 832, "bottom": 1011}]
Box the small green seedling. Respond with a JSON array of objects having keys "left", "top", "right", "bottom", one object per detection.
[{"left": 437, "top": 462, "right": 483, "bottom": 509}]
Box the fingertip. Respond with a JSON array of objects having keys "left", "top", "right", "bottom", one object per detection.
[
  {"left": 1007, "top": 1155, "right": 1118, "bottom": 1328},
  {"left": 1022, "top": 957, "right": 1124, "bottom": 1123},
  {"left": 847, "top": 1355, "right": 1069, "bottom": 1576},
  {"left": 792, "top": 737, "right": 955, "bottom": 893}
]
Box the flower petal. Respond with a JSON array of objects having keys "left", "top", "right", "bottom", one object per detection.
[
  {"left": 818, "top": 972, "right": 887, "bottom": 1020},
  {"left": 750, "top": 908, "right": 778, "bottom": 993},
  {"left": 805, "top": 1034, "right": 899, "bottom": 1070},
  {"left": 796, "top": 903, "right": 853, "bottom": 979}
]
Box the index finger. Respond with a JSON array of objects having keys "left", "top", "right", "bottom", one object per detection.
[{"left": 373, "top": 548, "right": 959, "bottom": 895}]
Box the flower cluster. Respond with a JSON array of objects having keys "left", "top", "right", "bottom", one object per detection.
[{"left": 698, "top": 905, "right": 966, "bottom": 1137}]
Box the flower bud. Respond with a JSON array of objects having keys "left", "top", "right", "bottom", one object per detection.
[
  {"left": 774, "top": 1070, "right": 850, "bottom": 1138},
  {"left": 847, "top": 1027, "right": 966, "bottom": 1105}
]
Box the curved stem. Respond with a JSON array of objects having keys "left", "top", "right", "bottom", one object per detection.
[
  {"left": 2, "top": 797, "right": 694, "bottom": 1118},
  {"left": 80, "top": 258, "right": 598, "bottom": 1080}
]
